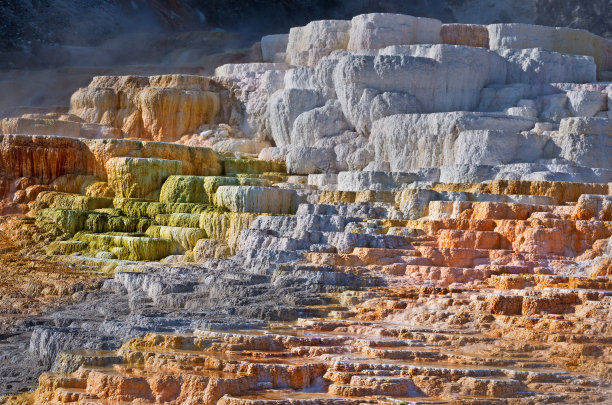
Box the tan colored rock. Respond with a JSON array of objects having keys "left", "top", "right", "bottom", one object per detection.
[
  {"left": 49, "top": 174, "right": 98, "bottom": 195},
  {"left": 138, "top": 86, "right": 219, "bottom": 142},
  {"left": 0, "top": 116, "right": 119, "bottom": 139},
  {"left": 488, "top": 294, "right": 523, "bottom": 315},
  {"left": 441, "top": 24, "right": 489, "bottom": 48},
  {"left": 488, "top": 275, "right": 527, "bottom": 290},
  {"left": 105, "top": 157, "right": 183, "bottom": 199},
  {"left": 193, "top": 239, "right": 232, "bottom": 262},
  {"left": 199, "top": 212, "right": 261, "bottom": 251},
  {"left": 84, "top": 181, "right": 115, "bottom": 198},
  {"left": 70, "top": 74, "right": 220, "bottom": 141},
  {"left": 474, "top": 180, "right": 610, "bottom": 204},
  {"left": 84, "top": 138, "right": 222, "bottom": 179},
  {"left": 522, "top": 292, "right": 578, "bottom": 315}
]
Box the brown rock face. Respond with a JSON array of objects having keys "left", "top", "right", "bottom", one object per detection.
[
  {"left": 0, "top": 134, "right": 222, "bottom": 211},
  {"left": 0, "top": 134, "right": 91, "bottom": 184},
  {"left": 0, "top": 134, "right": 222, "bottom": 185},
  {"left": 488, "top": 294, "right": 524, "bottom": 315},
  {"left": 476, "top": 180, "right": 610, "bottom": 204},
  {"left": 0, "top": 222, "right": 101, "bottom": 331},
  {"left": 84, "top": 138, "right": 222, "bottom": 179},
  {"left": 70, "top": 75, "right": 221, "bottom": 141},
  {"left": 441, "top": 24, "right": 490, "bottom": 48}
]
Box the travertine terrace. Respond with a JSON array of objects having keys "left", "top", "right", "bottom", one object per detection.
[{"left": 0, "top": 13, "right": 611, "bottom": 405}]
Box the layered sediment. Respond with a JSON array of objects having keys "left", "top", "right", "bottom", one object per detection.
[{"left": 1, "top": 12, "right": 611, "bottom": 405}]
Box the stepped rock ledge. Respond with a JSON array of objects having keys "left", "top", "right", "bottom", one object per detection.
[{"left": 1, "top": 12, "right": 611, "bottom": 405}]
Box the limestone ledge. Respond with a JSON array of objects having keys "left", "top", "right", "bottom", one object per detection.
[
  {"left": 70, "top": 74, "right": 221, "bottom": 142},
  {"left": 214, "top": 186, "right": 296, "bottom": 215},
  {"left": 3, "top": 13, "right": 612, "bottom": 404},
  {"left": 0, "top": 134, "right": 222, "bottom": 185}
]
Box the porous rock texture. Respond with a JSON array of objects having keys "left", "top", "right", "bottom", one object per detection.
[
  {"left": 1, "top": 12, "right": 612, "bottom": 405},
  {"left": 69, "top": 75, "right": 221, "bottom": 142}
]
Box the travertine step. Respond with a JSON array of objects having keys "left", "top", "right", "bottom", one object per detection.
[
  {"left": 4, "top": 12, "right": 612, "bottom": 403},
  {"left": 74, "top": 232, "right": 179, "bottom": 261}
]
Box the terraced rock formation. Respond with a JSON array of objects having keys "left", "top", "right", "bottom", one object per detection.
[{"left": 0, "top": 12, "right": 611, "bottom": 405}]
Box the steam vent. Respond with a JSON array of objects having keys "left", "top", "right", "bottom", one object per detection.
[{"left": 2, "top": 12, "right": 612, "bottom": 405}]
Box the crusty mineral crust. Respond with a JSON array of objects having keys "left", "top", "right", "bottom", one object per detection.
[{"left": 1, "top": 12, "right": 612, "bottom": 405}]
